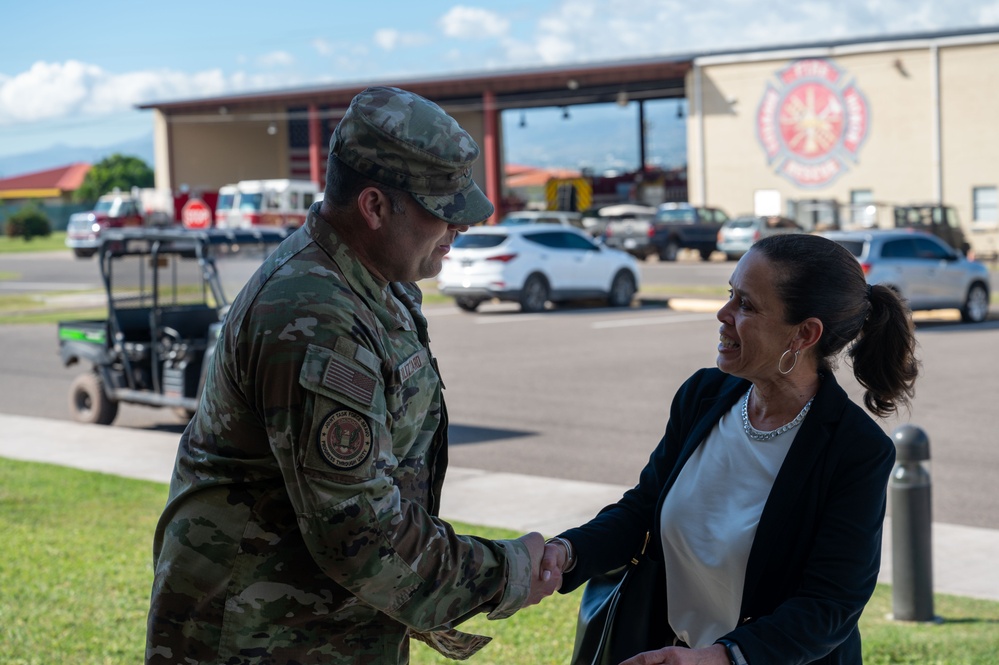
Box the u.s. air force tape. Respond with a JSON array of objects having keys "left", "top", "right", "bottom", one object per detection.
[{"left": 318, "top": 409, "right": 372, "bottom": 469}]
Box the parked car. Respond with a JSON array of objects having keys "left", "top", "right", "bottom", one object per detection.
[
  {"left": 587, "top": 203, "right": 656, "bottom": 239},
  {"left": 602, "top": 203, "right": 729, "bottom": 261},
  {"left": 498, "top": 210, "right": 584, "bottom": 230},
  {"left": 437, "top": 224, "right": 640, "bottom": 313},
  {"left": 817, "top": 229, "right": 991, "bottom": 323},
  {"left": 716, "top": 215, "right": 804, "bottom": 260}
]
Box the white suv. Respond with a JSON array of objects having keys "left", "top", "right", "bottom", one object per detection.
[
  {"left": 498, "top": 210, "right": 584, "bottom": 229},
  {"left": 437, "top": 224, "right": 640, "bottom": 312}
]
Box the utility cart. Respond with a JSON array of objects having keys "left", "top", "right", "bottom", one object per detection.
[{"left": 58, "top": 227, "right": 287, "bottom": 425}]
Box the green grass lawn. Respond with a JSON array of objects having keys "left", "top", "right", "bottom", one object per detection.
[
  {"left": 1, "top": 457, "right": 997, "bottom": 664},
  {"left": 0, "top": 232, "right": 68, "bottom": 253}
]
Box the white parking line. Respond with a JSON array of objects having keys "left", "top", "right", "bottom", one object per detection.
[
  {"left": 0, "top": 282, "right": 98, "bottom": 291},
  {"left": 475, "top": 314, "right": 546, "bottom": 324},
  {"left": 592, "top": 313, "right": 718, "bottom": 329},
  {"left": 424, "top": 306, "right": 544, "bottom": 322}
]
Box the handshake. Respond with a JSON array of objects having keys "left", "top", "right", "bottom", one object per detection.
[{"left": 517, "top": 531, "right": 575, "bottom": 607}]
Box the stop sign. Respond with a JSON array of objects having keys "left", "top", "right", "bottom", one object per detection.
[{"left": 181, "top": 198, "right": 212, "bottom": 229}]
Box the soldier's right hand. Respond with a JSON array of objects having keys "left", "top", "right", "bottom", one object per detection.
[{"left": 517, "top": 531, "right": 561, "bottom": 606}]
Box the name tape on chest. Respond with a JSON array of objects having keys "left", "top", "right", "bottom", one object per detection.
[{"left": 398, "top": 349, "right": 430, "bottom": 383}]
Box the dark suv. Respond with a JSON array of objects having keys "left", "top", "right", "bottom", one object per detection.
[
  {"left": 648, "top": 203, "right": 730, "bottom": 261},
  {"left": 893, "top": 204, "right": 971, "bottom": 256}
]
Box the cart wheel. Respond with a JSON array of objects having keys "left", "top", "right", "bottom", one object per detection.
[{"left": 69, "top": 372, "right": 118, "bottom": 425}]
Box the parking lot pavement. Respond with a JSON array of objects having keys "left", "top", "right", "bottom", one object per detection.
[
  {"left": 660, "top": 296, "right": 978, "bottom": 321},
  {"left": 2, "top": 411, "right": 999, "bottom": 604}
]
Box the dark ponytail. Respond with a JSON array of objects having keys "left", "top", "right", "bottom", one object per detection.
[{"left": 848, "top": 283, "right": 919, "bottom": 417}]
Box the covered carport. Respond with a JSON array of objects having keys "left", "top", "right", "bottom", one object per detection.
[{"left": 138, "top": 57, "right": 690, "bottom": 222}]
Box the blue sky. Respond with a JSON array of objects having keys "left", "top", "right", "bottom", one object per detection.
[{"left": 2, "top": 0, "right": 998, "bottom": 171}]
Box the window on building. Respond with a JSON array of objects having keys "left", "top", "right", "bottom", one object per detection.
[
  {"left": 850, "top": 189, "right": 875, "bottom": 227},
  {"left": 972, "top": 186, "right": 997, "bottom": 223}
]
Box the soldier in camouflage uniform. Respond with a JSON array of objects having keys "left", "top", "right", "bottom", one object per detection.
[{"left": 146, "top": 87, "right": 560, "bottom": 664}]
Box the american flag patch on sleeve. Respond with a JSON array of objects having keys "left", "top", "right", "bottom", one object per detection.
[{"left": 323, "top": 357, "right": 378, "bottom": 405}]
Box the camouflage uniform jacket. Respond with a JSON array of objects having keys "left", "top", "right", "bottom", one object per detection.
[{"left": 146, "top": 209, "right": 532, "bottom": 664}]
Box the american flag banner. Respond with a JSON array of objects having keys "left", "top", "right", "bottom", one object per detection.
[
  {"left": 288, "top": 107, "right": 342, "bottom": 183},
  {"left": 323, "top": 356, "right": 377, "bottom": 406}
]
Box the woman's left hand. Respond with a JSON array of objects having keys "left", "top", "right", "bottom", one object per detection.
[{"left": 618, "top": 643, "right": 730, "bottom": 665}]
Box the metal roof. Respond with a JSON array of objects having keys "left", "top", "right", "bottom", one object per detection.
[
  {"left": 0, "top": 162, "right": 91, "bottom": 199},
  {"left": 136, "top": 24, "right": 999, "bottom": 116},
  {"left": 138, "top": 57, "right": 691, "bottom": 117}
]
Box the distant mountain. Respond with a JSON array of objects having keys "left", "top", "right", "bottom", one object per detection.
[
  {"left": 0, "top": 134, "right": 155, "bottom": 179},
  {"left": 502, "top": 106, "right": 688, "bottom": 173}
]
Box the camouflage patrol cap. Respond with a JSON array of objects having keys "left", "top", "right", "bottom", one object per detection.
[{"left": 331, "top": 86, "right": 494, "bottom": 225}]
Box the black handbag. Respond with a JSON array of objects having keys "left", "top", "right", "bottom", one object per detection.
[{"left": 569, "top": 533, "right": 669, "bottom": 665}]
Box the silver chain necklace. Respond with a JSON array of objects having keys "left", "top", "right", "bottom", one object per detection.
[{"left": 742, "top": 385, "right": 814, "bottom": 441}]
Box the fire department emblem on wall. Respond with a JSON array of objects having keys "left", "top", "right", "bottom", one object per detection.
[{"left": 756, "top": 58, "right": 870, "bottom": 188}]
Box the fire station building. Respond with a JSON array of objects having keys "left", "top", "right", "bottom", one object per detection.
[
  {"left": 140, "top": 26, "right": 999, "bottom": 257},
  {"left": 686, "top": 26, "right": 999, "bottom": 258}
]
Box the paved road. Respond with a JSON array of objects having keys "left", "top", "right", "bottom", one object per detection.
[{"left": 2, "top": 250, "right": 998, "bottom": 531}]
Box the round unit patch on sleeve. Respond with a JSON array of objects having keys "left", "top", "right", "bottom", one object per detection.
[{"left": 318, "top": 409, "right": 373, "bottom": 470}]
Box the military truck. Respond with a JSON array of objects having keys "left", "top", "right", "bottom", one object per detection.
[
  {"left": 893, "top": 203, "right": 971, "bottom": 256},
  {"left": 58, "top": 226, "right": 287, "bottom": 425}
]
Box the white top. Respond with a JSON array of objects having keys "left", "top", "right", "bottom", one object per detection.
[{"left": 659, "top": 398, "right": 798, "bottom": 647}]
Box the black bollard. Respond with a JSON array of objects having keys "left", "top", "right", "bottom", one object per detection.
[{"left": 889, "top": 424, "right": 936, "bottom": 622}]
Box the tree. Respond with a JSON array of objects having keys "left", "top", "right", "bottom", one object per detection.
[{"left": 74, "top": 154, "right": 154, "bottom": 203}]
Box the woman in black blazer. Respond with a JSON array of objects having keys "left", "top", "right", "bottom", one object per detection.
[{"left": 543, "top": 234, "right": 919, "bottom": 665}]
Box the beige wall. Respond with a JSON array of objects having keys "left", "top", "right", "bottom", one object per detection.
[
  {"left": 152, "top": 111, "right": 171, "bottom": 191},
  {"left": 166, "top": 109, "right": 291, "bottom": 192},
  {"left": 156, "top": 103, "right": 494, "bottom": 200},
  {"left": 688, "top": 38, "right": 999, "bottom": 248},
  {"left": 940, "top": 42, "right": 999, "bottom": 256}
]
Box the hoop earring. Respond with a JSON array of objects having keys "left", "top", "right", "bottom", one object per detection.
[{"left": 778, "top": 349, "right": 800, "bottom": 375}]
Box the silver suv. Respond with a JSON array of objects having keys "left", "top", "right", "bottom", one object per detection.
[{"left": 818, "top": 229, "right": 991, "bottom": 323}]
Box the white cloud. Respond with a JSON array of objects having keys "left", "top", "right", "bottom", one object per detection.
[
  {"left": 497, "top": 0, "right": 999, "bottom": 66},
  {"left": 257, "top": 51, "right": 295, "bottom": 68},
  {"left": 977, "top": 1, "right": 999, "bottom": 22},
  {"left": 0, "top": 60, "right": 299, "bottom": 127},
  {"left": 0, "top": 61, "right": 104, "bottom": 124},
  {"left": 374, "top": 28, "right": 401, "bottom": 50},
  {"left": 312, "top": 38, "right": 334, "bottom": 56},
  {"left": 373, "top": 28, "right": 431, "bottom": 51},
  {"left": 439, "top": 6, "right": 510, "bottom": 39}
]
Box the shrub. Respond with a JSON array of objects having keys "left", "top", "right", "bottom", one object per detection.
[
  {"left": 5, "top": 206, "right": 52, "bottom": 241},
  {"left": 4, "top": 217, "right": 23, "bottom": 238}
]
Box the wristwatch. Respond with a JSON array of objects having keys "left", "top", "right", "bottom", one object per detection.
[{"left": 716, "top": 638, "right": 748, "bottom": 665}]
